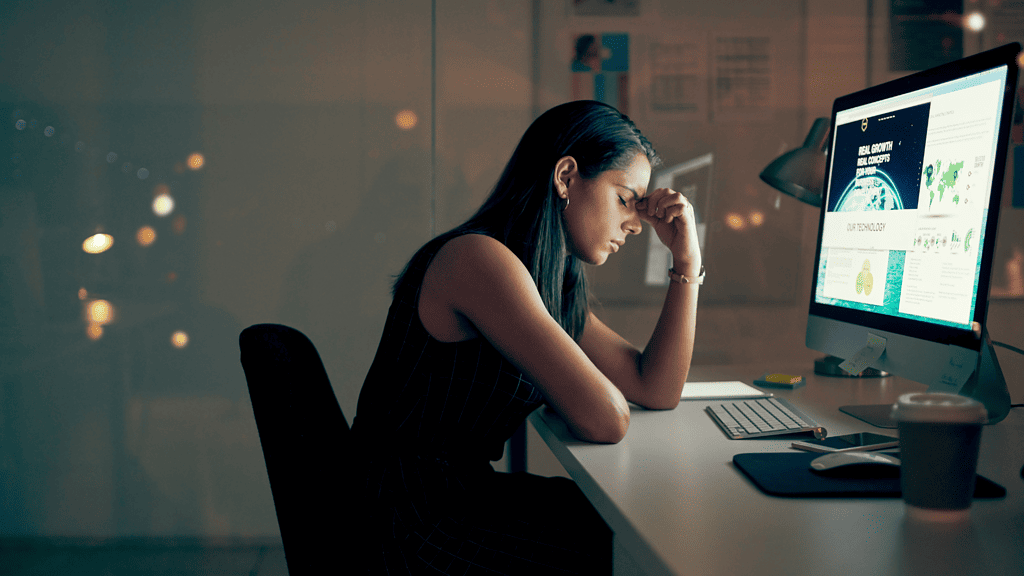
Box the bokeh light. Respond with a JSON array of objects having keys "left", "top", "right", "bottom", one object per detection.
[
  {"left": 86, "top": 323, "right": 104, "bottom": 341},
  {"left": 136, "top": 226, "right": 157, "bottom": 246},
  {"left": 965, "top": 12, "right": 985, "bottom": 32},
  {"left": 15, "top": 119, "right": 26, "bottom": 130},
  {"left": 44, "top": 126, "right": 54, "bottom": 137},
  {"left": 187, "top": 152, "right": 205, "bottom": 170},
  {"left": 395, "top": 109, "right": 418, "bottom": 130},
  {"left": 153, "top": 193, "right": 174, "bottom": 217},
  {"left": 78, "top": 287, "right": 88, "bottom": 300},
  {"left": 748, "top": 211, "right": 765, "bottom": 227},
  {"left": 82, "top": 233, "right": 114, "bottom": 254},
  {"left": 725, "top": 212, "right": 746, "bottom": 231},
  {"left": 171, "top": 330, "right": 189, "bottom": 348},
  {"left": 172, "top": 215, "right": 187, "bottom": 235},
  {"left": 87, "top": 299, "right": 114, "bottom": 325},
  {"left": 106, "top": 152, "right": 118, "bottom": 163}
]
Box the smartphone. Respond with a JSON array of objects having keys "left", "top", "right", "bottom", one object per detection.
[{"left": 791, "top": 432, "right": 898, "bottom": 453}]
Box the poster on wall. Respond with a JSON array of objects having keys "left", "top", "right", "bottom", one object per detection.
[
  {"left": 571, "top": 32, "right": 631, "bottom": 115},
  {"left": 647, "top": 35, "right": 707, "bottom": 121},
  {"left": 711, "top": 35, "right": 772, "bottom": 121}
]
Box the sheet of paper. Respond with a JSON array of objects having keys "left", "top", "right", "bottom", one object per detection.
[
  {"left": 838, "top": 333, "right": 887, "bottom": 374},
  {"left": 929, "top": 345, "right": 978, "bottom": 394},
  {"left": 680, "top": 381, "right": 771, "bottom": 401}
]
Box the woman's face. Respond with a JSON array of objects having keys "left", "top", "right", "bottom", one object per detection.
[{"left": 559, "top": 152, "right": 650, "bottom": 266}]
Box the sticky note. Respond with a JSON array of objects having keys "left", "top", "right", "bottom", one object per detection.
[{"left": 839, "top": 333, "right": 887, "bottom": 375}]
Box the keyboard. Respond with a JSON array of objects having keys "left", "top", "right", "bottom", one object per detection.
[{"left": 706, "top": 397, "right": 828, "bottom": 440}]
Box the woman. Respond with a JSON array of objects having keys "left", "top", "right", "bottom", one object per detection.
[{"left": 349, "top": 100, "right": 702, "bottom": 573}]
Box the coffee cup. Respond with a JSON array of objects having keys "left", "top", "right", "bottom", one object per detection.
[{"left": 890, "top": 392, "right": 987, "bottom": 522}]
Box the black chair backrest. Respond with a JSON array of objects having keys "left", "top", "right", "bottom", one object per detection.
[{"left": 239, "top": 323, "right": 349, "bottom": 575}]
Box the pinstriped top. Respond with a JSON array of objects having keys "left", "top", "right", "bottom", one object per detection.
[
  {"left": 351, "top": 233, "right": 545, "bottom": 463},
  {"left": 347, "top": 234, "right": 611, "bottom": 574}
]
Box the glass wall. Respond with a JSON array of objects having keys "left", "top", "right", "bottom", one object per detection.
[
  {"left": 3, "top": 0, "right": 1022, "bottom": 541},
  {"left": 1, "top": 0, "right": 528, "bottom": 538}
]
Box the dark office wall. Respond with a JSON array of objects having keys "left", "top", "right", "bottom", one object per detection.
[
  {"left": 0, "top": 0, "right": 531, "bottom": 538},
  {"left": 2, "top": 0, "right": 1022, "bottom": 541}
]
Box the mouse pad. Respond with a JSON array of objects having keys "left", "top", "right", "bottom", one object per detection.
[{"left": 733, "top": 452, "right": 1006, "bottom": 499}]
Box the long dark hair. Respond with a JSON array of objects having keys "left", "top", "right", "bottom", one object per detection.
[{"left": 394, "top": 100, "right": 660, "bottom": 340}]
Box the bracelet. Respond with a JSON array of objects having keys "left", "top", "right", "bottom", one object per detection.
[{"left": 668, "top": 265, "right": 705, "bottom": 285}]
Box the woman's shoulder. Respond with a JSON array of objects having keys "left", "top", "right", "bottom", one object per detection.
[
  {"left": 418, "top": 233, "right": 531, "bottom": 342},
  {"left": 430, "top": 233, "right": 525, "bottom": 279}
]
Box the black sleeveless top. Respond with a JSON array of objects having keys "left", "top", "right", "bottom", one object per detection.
[
  {"left": 351, "top": 234, "right": 546, "bottom": 463},
  {"left": 348, "top": 234, "right": 610, "bottom": 574}
]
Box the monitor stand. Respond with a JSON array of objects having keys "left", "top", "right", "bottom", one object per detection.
[
  {"left": 839, "top": 329, "right": 1011, "bottom": 428},
  {"left": 815, "top": 354, "right": 887, "bottom": 378}
]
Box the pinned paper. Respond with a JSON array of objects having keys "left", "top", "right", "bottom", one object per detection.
[
  {"left": 839, "top": 333, "right": 887, "bottom": 374},
  {"left": 930, "top": 345, "right": 978, "bottom": 394}
]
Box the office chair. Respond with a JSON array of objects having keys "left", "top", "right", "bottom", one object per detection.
[{"left": 239, "top": 323, "right": 352, "bottom": 575}]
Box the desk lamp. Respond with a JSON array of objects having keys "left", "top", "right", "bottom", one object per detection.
[{"left": 759, "top": 118, "right": 885, "bottom": 378}]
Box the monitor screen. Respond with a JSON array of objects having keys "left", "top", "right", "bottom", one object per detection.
[{"left": 806, "top": 43, "right": 1019, "bottom": 403}]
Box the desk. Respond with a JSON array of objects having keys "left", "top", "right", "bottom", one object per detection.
[{"left": 528, "top": 365, "right": 1024, "bottom": 576}]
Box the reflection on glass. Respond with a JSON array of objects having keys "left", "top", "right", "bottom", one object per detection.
[
  {"left": 82, "top": 233, "right": 114, "bottom": 254},
  {"left": 395, "top": 109, "right": 419, "bottom": 130},
  {"left": 725, "top": 212, "right": 746, "bottom": 231},
  {"left": 86, "top": 323, "right": 104, "bottom": 341},
  {"left": 153, "top": 193, "right": 175, "bottom": 217},
  {"left": 965, "top": 13, "right": 985, "bottom": 32},
  {"left": 187, "top": 152, "right": 205, "bottom": 170},
  {"left": 137, "top": 226, "right": 157, "bottom": 246},
  {"left": 87, "top": 299, "right": 114, "bottom": 324},
  {"left": 171, "top": 330, "right": 189, "bottom": 348}
]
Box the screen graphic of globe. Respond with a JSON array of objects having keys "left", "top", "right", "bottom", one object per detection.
[{"left": 834, "top": 170, "right": 905, "bottom": 211}]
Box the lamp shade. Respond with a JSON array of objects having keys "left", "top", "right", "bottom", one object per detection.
[{"left": 760, "top": 117, "right": 829, "bottom": 207}]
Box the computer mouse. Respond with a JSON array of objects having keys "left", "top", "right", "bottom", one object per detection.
[{"left": 809, "top": 451, "right": 902, "bottom": 478}]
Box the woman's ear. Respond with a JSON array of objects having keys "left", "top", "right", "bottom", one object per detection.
[{"left": 553, "top": 156, "right": 578, "bottom": 198}]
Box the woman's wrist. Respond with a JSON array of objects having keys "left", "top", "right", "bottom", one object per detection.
[{"left": 671, "top": 257, "right": 702, "bottom": 278}]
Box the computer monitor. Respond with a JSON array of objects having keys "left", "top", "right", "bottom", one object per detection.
[{"left": 806, "top": 43, "right": 1021, "bottom": 426}]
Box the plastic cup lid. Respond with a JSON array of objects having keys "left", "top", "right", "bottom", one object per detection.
[{"left": 890, "top": 392, "right": 988, "bottom": 424}]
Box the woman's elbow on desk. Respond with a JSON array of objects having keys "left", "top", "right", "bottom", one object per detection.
[
  {"left": 570, "top": 409, "right": 630, "bottom": 444},
  {"left": 633, "top": 396, "right": 681, "bottom": 411}
]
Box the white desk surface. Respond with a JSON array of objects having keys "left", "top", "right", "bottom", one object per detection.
[{"left": 528, "top": 364, "right": 1024, "bottom": 576}]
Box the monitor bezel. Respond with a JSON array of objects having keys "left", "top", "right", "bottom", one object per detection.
[{"left": 808, "top": 42, "right": 1021, "bottom": 353}]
